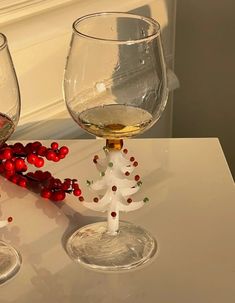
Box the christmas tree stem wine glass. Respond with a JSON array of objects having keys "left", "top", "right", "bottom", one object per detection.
[
  {"left": 63, "top": 12, "right": 168, "bottom": 270},
  {"left": 0, "top": 33, "right": 21, "bottom": 283}
]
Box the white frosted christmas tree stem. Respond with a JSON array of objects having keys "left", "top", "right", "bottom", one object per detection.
[
  {"left": 0, "top": 216, "right": 12, "bottom": 228},
  {"left": 82, "top": 142, "right": 149, "bottom": 236},
  {"left": 107, "top": 209, "right": 119, "bottom": 235},
  {"left": 0, "top": 220, "right": 9, "bottom": 228}
]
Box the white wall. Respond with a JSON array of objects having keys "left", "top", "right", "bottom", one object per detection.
[
  {"left": 173, "top": 0, "right": 235, "bottom": 179},
  {"left": 0, "top": 0, "right": 176, "bottom": 139}
]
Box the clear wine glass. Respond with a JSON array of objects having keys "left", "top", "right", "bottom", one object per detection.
[
  {"left": 0, "top": 33, "right": 21, "bottom": 283},
  {"left": 63, "top": 12, "right": 168, "bottom": 271}
]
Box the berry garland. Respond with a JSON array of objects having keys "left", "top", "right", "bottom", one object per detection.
[{"left": 0, "top": 141, "right": 82, "bottom": 202}]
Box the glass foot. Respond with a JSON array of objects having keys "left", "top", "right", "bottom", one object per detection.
[
  {"left": 66, "top": 221, "right": 157, "bottom": 271},
  {"left": 0, "top": 241, "right": 21, "bottom": 284}
]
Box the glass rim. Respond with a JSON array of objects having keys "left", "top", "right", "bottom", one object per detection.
[
  {"left": 0, "top": 33, "right": 7, "bottom": 50},
  {"left": 72, "top": 12, "right": 161, "bottom": 44}
]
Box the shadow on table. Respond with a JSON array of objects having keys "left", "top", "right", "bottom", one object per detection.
[{"left": 33, "top": 195, "right": 103, "bottom": 252}]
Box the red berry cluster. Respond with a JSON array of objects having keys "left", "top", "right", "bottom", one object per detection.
[{"left": 0, "top": 141, "right": 81, "bottom": 202}]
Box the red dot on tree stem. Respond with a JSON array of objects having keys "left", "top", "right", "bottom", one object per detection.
[
  {"left": 7, "top": 217, "right": 13, "bottom": 223},
  {"left": 135, "top": 175, "right": 140, "bottom": 181},
  {"left": 112, "top": 186, "right": 117, "bottom": 192}
]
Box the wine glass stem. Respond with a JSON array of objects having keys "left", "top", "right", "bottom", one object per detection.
[
  {"left": 105, "top": 139, "right": 124, "bottom": 235},
  {"left": 106, "top": 139, "right": 123, "bottom": 151},
  {"left": 107, "top": 209, "right": 119, "bottom": 235}
]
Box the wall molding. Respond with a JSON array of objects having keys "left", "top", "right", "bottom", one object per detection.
[
  {"left": 0, "top": 0, "right": 76, "bottom": 25},
  {"left": 12, "top": 97, "right": 86, "bottom": 139},
  {"left": 19, "top": 98, "right": 66, "bottom": 126}
]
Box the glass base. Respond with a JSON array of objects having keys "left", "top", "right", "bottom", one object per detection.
[
  {"left": 66, "top": 221, "right": 157, "bottom": 271},
  {"left": 0, "top": 241, "right": 21, "bottom": 284}
]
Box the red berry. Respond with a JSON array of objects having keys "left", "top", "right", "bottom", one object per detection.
[
  {"left": 72, "top": 183, "right": 79, "bottom": 189},
  {"left": 7, "top": 217, "right": 13, "bottom": 223},
  {"left": 125, "top": 171, "right": 130, "bottom": 176},
  {"left": 32, "top": 141, "right": 42, "bottom": 149},
  {"left": 15, "top": 158, "right": 25, "bottom": 171},
  {"left": 79, "top": 196, "right": 84, "bottom": 202},
  {"left": 13, "top": 143, "right": 24, "bottom": 154},
  {"left": 26, "top": 172, "right": 34, "bottom": 178},
  {"left": 10, "top": 175, "right": 19, "bottom": 184},
  {"left": 93, "top": 197, "right": 99, "bottom": 202},
  {"left": 111, "top": 212, "right": 116, "bottom": 217},
  {"left": 41, "top": 188, "right": 52, "bottom": 199},
  {"left": 18, "top": 178, "right": 27, "bottom": 187},
  {"left": 93, "top": 159, "right": 97, "bottom": 164},
  {"left": 53, "top": 156, "right": 60, "bottom": 162},
  {"left": 51, "top": 190, "right": 66, "bottom": 201},
  {"left": 34, "top": 170, "right": 44, "bottom": 180},
  {"left": 127, "top": 198, "right": 132, "bottom": 203},
  {"left": 130, "top": 157, "right": 135, "bottom": 162},
  {"left": 73, "top": 188, "right": 82, "bottom": 196},
  {"left": 25, "top": 143, "right": 33, "bottom": 153},
  {"left": 37, "top": 146, "right": 47, "bottom": 156},
  {"left": 58, "top": 154, "right": 65, "bottom": 159},
  {"left": 46, "top": 150, "right": 56, "bottom": 161},
  {"left": 51, "top": 142, "right": 59, "bottom": 150},
  {"left": 42, "top": 171, "right": 52, "bottom": 180},
  {"left": 59, "top": 146, "right": 69, "bottom": 155},
  {"left": 52, "top": 178, "right": 62, "bottom": 188},
  {"left": 5, "top": 170, "right": 15, "bottom": 179},
  {"left": 3, "top": 148, "right": 13, "bottom": 159},
  {"left": 35, "top": 157, "right": 44, "bottom": 168},
  {"left": 21, "top": 164, "right": 28, "bottom": 172},
  {"left": 133, "top": 161, "right": 138, "bottom": 167},
  {"left": 123, "top": 149, "right": 128, "bottom": 154},
  {"left": 4, "top": 160, "right": 14, "bottom": 171},
  {"left": 62, "top": 183, "right": 70, "bottom": 190},
  {"left": 0, "top": 164, "right": 5, "bottom": 173},
  {"left": 27, "top": 153, "right": 37, "bottom": 164}
]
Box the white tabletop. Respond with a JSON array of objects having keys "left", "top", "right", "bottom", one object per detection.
[{"left": 1, "top": 138, "right": 234, "bottom": 303}]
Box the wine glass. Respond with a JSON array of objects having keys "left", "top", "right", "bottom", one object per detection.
[
  {"left": 63, "top": 12, "right": 168, "bottom": 271},
  {"left": 0, "top": 33, "right": 21, "bottom": 283}
]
